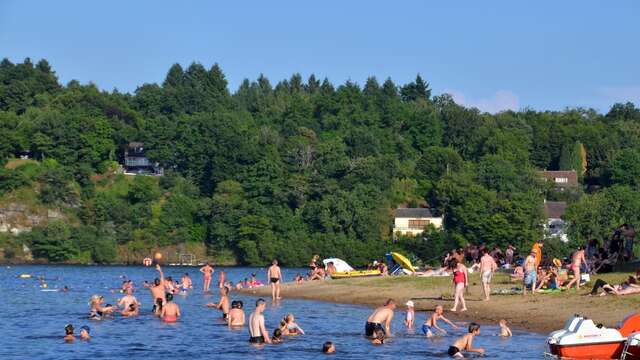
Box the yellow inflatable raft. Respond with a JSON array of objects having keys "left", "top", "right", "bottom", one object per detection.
[{"left": 330, "top": 269, "right": 381, "bottom": 279}]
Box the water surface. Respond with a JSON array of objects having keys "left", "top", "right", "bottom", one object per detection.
[{"left": 0, "top": 265, "right": 546, "bottom": 359}]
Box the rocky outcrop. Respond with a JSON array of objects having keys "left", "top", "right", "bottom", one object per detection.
[{"left": 0, "top": 203, "right": 64, "bottom": 235}]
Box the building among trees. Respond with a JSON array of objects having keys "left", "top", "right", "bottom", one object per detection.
[
  {"left": 122, "top": 142, "right": 163, "bottom": 176},
  {"left": 538, "top": 170, "right": 578, "bottom": 187},
  {"left": 543, "top": 200, "right": 568, "bottom": 242},
  {"left": 393, "top": 207, "right": 443, "bottom": 238}
]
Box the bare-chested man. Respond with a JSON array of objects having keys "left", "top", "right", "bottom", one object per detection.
[
  {"left": 523, "top": 251, "right": 537, "bottom": 296},
  {"left": 248, "top": 298, "right": 271, "bottom": 344},
  {"left": 206, "top": 286, "right": 230, "bottom": 319},
  {"left": 149, "top": 264, "right": 166, "bottom": 311},
  {"left": 228, "top": 300, "right": 245, "bottom": 327},
  {"left": 565, "top": 246, "right": 587, "bottom": 290},
  {"left": 118, "top": 288, "right": 140, "bottom": 315},
  {"left": 267, "top": 259, "right": 282, "bottom": 300},
  {"left": 200, "top": 263, "right": 214, "bottom": 293},
  {"left": 365, "top": 299, "right": 396, "bottom": 337},
  {"left": 479, "top": 249, "right": 498, "bottom": 301}
]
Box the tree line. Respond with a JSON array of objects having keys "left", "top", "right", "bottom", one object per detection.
[{"left": 1, "top": 57, "right": 640, "bottom": 265}]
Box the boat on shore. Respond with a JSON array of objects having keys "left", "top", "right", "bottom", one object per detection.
[
  {"left": 546, "top": 314, "right": 640, "bottom": 359},
  {"left": 324, "top": 258, "right": 382, "bottom": 279}
]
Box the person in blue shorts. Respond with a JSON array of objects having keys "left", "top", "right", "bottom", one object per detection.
[{"left": 422, "top": 305, "right": 458, "bottom": 337}]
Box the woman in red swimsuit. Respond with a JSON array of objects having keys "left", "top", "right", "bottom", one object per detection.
[{"left": 450, "top": 259, "right": 468, "bottom": 312}]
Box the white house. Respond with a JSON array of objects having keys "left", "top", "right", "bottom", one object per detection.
[
  {"left": 393, "top": 208, "right": 443, "bottom": 237},
  {"left": 543, "top": 201, "right": 568, "bottom": 243}
]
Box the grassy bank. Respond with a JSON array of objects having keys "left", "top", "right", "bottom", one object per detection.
[{"left": 239, "top": 272, "right": 638, "bottom": 334}]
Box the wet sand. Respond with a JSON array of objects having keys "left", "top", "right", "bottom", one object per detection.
[{"left": 239, "top": 272, "right": 639, "bottom": 334}]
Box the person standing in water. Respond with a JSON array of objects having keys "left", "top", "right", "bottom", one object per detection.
[
  {"left": 450, "top": 259, "right": 468, "bottom": 312},
  {"left": 228, "top": 300, "right": 245, "bottom": 327},
  {"left": 118, "top": 288, "right": 140, "bottom": 314},
  {"left": 149, "top": 264, "right": 166, "bottom": 310},
  {"left": 64, "top": 324, "right": 75, "bottom": 342},
  {"left": 180, "top": 273, "right": 192, "bottom": 291},
  {"left": 249, "top": 298, "right": 271, "bottom": 344},
  {"left": 365, "top": 299, "right": 396, "bottom": 337},
  {"left": 200, "top": 263, "right": 214, "bottom": 293},
  {"left": 565, "top": 246, "right": 587, "bottom": 290},
  {"left": 161, "top": 293, "right": 180, "bottom": 323},
  {"left": 218, "top": 270, "right": 226, "bottom": 289},
  {"left": 423, "top": 305, "right": 458, "bottom": 337},
  {"left": 448, "top": 322, "right": 484, "bottom": 358},
  {"left": 479, "top": 249, "right": 498, "bottom": 301},
  {"left": 206, "top": 286, "right": 230, "bottom": 319},
  {"left": 267, "top": 260, "right": 282, "bottom": 300}
]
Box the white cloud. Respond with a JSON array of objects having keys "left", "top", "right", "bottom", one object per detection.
[
  {"left": 444, "top": 89, "right": 520, "bottom": 114},
  {"left": 599, "top": 86, "right": 640, "bottom": 104}
]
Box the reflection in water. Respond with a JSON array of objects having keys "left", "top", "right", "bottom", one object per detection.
[{"left": 0, "top": 265, "right": 546, "bottom": 359}]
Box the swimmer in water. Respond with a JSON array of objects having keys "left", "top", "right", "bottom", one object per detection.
[
  {"left": 149, "top": 264, "right": 166, "bottom": 311},
  {"left": 267, "top": 259, "right": 282, "bottom": 300},
  {"left": 228, "top": 300, "right": 245, "bottom": 327},
  {"left": 200, "top": 262, "right": 214, "bottom": 293},
  {"left": 248, "top": 298, "right": 271, "bottom": 344},
  {"left": 207, "top": 286, "right": 230, "bottom": 319},
  {"left": 89, "top": 295, "right": 114, "bottom": 320},
  {"left": 322, "top": 341, "right": 335, "bottom": 354},
  {"left": 499, "top": 319, "right": 512, "bottom": 337},
  {"left": 282, "top": 313, "right": 305, "bottom": 335},
  {"left": 64, "top": 324, "right": 75, "bottom": 342},
  {"left": 181, "top": 273, "right": 192, "bottom": 290},
  {"left": 448, "top": 322, "right": 484, "bottom": 358},
  {"left": 365, "top": 299, "right": 395, "bottom": 338},
  {"left": 161, "top": 293, "right": 180, "bottom": 323},
  {"left": 79, "top": 326, "right": 91, "bottom": 340},
  {"left": 118, "top": 288, "right": 140, "bottom": 316},
  {"left": 371, "top": 328, "right": 385, "bottom": 345},
  {"left": 423, "top": 305, "right": 458, "bottom": 337},
  {"left": 272, "top": 328, "right": 283, "bottom": 344}
]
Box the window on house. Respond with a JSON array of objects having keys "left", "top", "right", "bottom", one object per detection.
[
  {"left": 408, "top": 219, "right": 429, "bottom": 229},
  {"left": 554, "top": 177, "right": 568, "bottom": 183}
]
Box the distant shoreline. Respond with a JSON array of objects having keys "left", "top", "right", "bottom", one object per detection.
[{"left": 238, "top": 273, "right": 639, "bottom": 335}]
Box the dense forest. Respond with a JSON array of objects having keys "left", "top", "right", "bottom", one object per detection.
[{"left": 1, "top": 57, "right": 640, "bottom": 266}]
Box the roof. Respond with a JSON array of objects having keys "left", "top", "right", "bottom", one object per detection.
[
  {"left": 395, "top": 208, "right": 436, "bottom": 218},
  {"left": 544, "top": 201, "right": 567, "bottom": 219},
  {"left": 538, "top": 170, "right": 578, "bottom": 186},
  {"left": 128, "top": 142, "right": 144, "bottom": 148}
]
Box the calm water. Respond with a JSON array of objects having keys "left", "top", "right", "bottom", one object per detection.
[{"left": 0, "top": 265, "right": 546, "bottom": 359}]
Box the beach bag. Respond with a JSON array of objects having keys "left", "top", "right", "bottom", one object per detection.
[{"left": 581, "top": 273, "right": 590, "bottom": 282}]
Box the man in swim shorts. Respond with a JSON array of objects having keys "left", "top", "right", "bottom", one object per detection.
[
  {"left": 448, "top": 322, "right": 484, "bottom": 358},
  {"left": 267, "top": 259, "right": 282, "bottom": 301},
  {"left": 248, "top": 298, "right": 271, "bottom": 344},
  {"left": 479, "top": 248, "right": 498, "bottom": 301},
  {"left": 206, "top": 286, "right": 230, "bottom": 319},
  {"left": 365, "top": 299, "right": 395, "bottom": 337},
  {"left": 523, "top": 250, "right": 537, "bottom": 295},
  {"left": 149, "top": 264, "right": 166, "bottom": 310}
]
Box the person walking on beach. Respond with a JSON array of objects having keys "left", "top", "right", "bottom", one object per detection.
[
  {"left": 450, "top": 259, "right": 468, "bottom": 312},
  {"left": 249, "top": 298, "right": 271, "bottom": 344},
  {"left": 267, "top": 260, "right": 282, "bottom": 300},
  {"left": 565, "top": 246, "right": 586, "bottom": 290},
  {"left": 200, "top": 263, "right": 214, "bottom": 293},
  {"left": 479, "top": 249, "right": 498, "bottom": 301},
  {"left": 365, "top": 299, "right": 396, "bottom": 337},
  {"left": 523, "top": 250, "right": 537, "bottom": 295}
]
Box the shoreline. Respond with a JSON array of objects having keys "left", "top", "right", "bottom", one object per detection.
[{"left": 238, "top": 273, "right": 639, "bottom": 334}]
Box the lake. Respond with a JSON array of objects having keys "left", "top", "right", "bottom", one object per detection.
[{"left": 0, "top": 265, "right": 547, "bottom": 359}]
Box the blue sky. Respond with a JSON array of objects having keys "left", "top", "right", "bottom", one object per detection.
[{"left": 1, "top": 1, "right": 638, "bottom": 113}]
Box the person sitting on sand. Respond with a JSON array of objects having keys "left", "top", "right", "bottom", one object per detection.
[
  {"left": 249, "top": 298, "right": 271, "bottom": 344},
  {"left": 371, "top": 328, "right": 385, "bottom": 345},
  {"left": 510, "top": 265, "right": 524, "bottom": 282},
  {"left": 272, "top": 328, "right": 284, "bottom": 344},
  {"left": 404, "top": 300, "right": 415, "bottom": 328},
  {"left": 323, "top": 341, "right": 335, "bottom": 354},
  {"left": 499, "top": 319, "right": 512, "bottom": 337},
  {"left": 64, "top": 324, "right": 75, "bottom": 342},
  {"left": 207, "top": 286, "right": 230, "bottom": 319},
  {"left": 79, "top": 325, "right": 91, "bottom": 340},
  {"left": 161, "top": 293, "right": 180, "bottom": 323},
  {"left": 295, "top": 273, "right": 304, "bottom": 285},
  {"left": 228, "top": 300, "right": 245, "bottom": 327},
  {"left": 365, "top": 299, "right": 395, "bottom": 337},
  {"left": 423, "top": 305, "right": 458, "bottom": 337},
  {"left": 309, "top": 266, "right": 325, "bottom": 280},
  {"left": 325, "top": 261, "right": 337, "bottom": 276},
  {"left": 89, "top": 295, "right": 114, "bottom": 320},
  {"left": 282, "top": 313, "right": 305, "bottom": 335},
  {"left": 448, "top": 322, "right": 485, "bottom": 358}
]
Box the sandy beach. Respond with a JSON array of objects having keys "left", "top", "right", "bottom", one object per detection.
[{"left": 239, "top": 272, "right": 638, "bottom": 334}]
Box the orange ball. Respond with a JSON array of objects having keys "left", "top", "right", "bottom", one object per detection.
[{"left": 154, "top": 252, "right": 162, "bottom": 261}]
